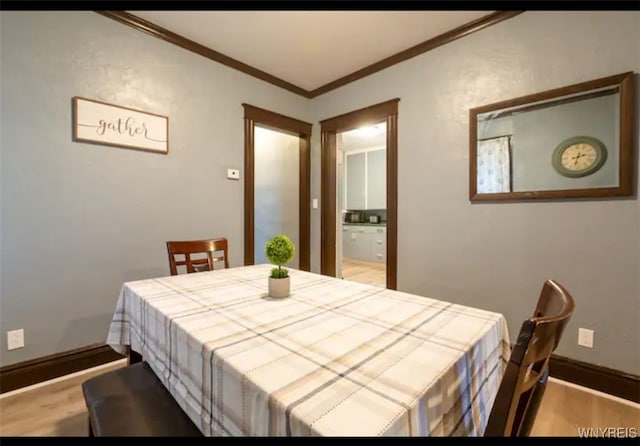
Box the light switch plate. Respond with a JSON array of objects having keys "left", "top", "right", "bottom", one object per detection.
[
  {"left": 7, "top": 329, "right": 24, "bottom": 350},
  {"left": 578, "top": 328, "right": 594, "bottom": 348},
  {"left": 312, "top": 198, "right": 318, "bottom": 209},
  {"left": 227, "top": 168, "right": 240, "bottom": 180}
]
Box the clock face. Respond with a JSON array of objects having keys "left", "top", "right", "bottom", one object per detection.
[
  {"left": 560, "top": 143, "right": 598, "bottom": 172},
  {"left": 552, "top": 137, "right": 607, "bottom": 178}
]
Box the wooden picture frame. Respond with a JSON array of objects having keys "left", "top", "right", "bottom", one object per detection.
[
  {"left": 73, "top": 97, "right": 169, "bottom": 154},
  {"left": 469, "top": 72, "right": 635, "bottom": 201}
]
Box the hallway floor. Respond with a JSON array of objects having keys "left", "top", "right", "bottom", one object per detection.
[{"left": 341, "top": 257, "right": 386, "bottom": 287}]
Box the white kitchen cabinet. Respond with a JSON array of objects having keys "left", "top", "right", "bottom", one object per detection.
[
  {"left": 342, "top": 226, "right": 371, "bottom": 260},
  {"left": 342, "top": 225, "right": 386, "bottom": 263},
  {"left": 342, "top": 226, "right": 356, "bottom": 258},
  {"left": 345, "top": 148, "right": 386, "bottom": 210},
  {"left": 369, "top": 226, "right": 386, "bottom": 263},
  {"left": 345, "top": 152, "right": 366, "bottom": 210},
  {"left": 366, "top": 149, "right": 386, "bottom": 210}
]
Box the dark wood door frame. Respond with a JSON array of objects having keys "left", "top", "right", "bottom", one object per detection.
[
  {"left": 243, "top": 104, "right": 312, "bottom": 271},
  {"left": 319, "top": 98, "right": 400, "bottom": 289}
]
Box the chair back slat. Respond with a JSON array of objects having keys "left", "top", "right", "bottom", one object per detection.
[
  {"left": 484, "top": 280, "right": 574, "bottom": 437},
  {"left": 166, "top": 238, "right": 229, "bottom": 275}
]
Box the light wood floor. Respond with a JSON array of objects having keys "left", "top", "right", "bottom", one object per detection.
[
  {"left": 0, "top": 361, "right": 637, "bottom": 436},
  {"left": 0, "top": 360, "right": 126, "bottom": 436},
  {"left": 341, "top": 257, "right": 386, "bottom": 288},
  {"left": 530, "top": 379, "right": 639, "bottom": 436}
]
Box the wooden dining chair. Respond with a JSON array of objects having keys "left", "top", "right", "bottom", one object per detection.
[
  {"left": 484, "top": 279, "right": 575, "bottom": 437},
  {"left": 166, "top": 238, "right": 229, "bottom": 275}
]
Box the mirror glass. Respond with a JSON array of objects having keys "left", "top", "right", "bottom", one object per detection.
[{"left": 470, "top": 72, "right": 633, "bottom": 201}]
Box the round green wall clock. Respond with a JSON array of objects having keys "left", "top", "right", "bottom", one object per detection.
[{"left": 552, "top": 136, "right": 607, "bottom": 178}]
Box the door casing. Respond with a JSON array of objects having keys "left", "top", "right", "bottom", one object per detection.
[
  {"left": 319, "top": 99, "right": 399, "bottom": 289},
  {"left": 243, "top": 104, "right": 312, "bottom": 271}
]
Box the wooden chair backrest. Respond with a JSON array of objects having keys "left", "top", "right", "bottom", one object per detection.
[
  {"left": 484, "top": 280, "right": 575, "bottom": 437},
  {"left": 166, "top": 238, "right": 229, "bottom": 275}
]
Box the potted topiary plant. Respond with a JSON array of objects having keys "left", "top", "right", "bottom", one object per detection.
[{"left": 265, "top": 234, "right": 295, "bottom": 298}]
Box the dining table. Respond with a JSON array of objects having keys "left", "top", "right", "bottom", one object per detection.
[{"left": 106, "top": 264, "right": 510, "bottom": 437}]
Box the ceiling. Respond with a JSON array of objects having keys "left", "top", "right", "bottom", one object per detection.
[
  {"left": 340, "top": 124, "right": 387, "bottom": 152},
  {"left": 128, "top": 11, "right": 492, "bottom": 91}
]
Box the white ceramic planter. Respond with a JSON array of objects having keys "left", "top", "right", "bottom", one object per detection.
[{"left": 268, "top": 276, "right": 290, "bottom": 298}]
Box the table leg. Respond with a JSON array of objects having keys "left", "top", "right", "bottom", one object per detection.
[{"left": 128, "top": 349, "right": 142, "bottom": 365}]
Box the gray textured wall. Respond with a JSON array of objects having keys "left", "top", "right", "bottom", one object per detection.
[
  {"left": 1, "top": 11, "right": 639, "bottom": 375},
  {"left": 0, "top": 12, "right": 310, "bottom": 366},
  {"left": 310, "top": 12, "right": 640, "bottom": 374}
]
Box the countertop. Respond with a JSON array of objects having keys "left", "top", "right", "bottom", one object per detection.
[{"left": 342, "top": 223, "right": 387, "bottom": 227}]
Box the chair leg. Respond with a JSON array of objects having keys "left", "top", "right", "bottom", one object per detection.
[{"left": 88, "top": 416, "right": 94, "bottom": 437}]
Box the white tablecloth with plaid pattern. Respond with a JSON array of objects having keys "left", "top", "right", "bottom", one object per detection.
[{"left": 107, "top": 265, "right": 510, "bottom": 437}]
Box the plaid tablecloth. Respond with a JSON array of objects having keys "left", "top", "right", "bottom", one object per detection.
[{"left": 107, "top": 265, "right": 510, "bottom": 437}]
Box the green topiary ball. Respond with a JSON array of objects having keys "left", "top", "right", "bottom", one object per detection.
[{"left": 265, "top": 234, "right": 295, "bottom": 267}]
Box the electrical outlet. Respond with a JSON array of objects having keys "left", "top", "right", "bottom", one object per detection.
[
  {"left": 7, "top": 329, "right": 24, "bottom": 350},
  {"left": 578, "top": 328, "right": 594, "bottom": 348},
  {"left": 226, "top": 168, "right": 240, "bottom": 180}
]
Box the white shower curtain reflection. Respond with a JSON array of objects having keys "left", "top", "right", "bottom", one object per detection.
[{"left": 477, "top": 136, "right": 511, "bottom": 193}]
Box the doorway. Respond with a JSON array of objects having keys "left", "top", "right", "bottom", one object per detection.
[
  {"left": 243, "top": 104, "right": 312, "bottom": 270},
  {"left": 320, "top": 99, "right": 399, "bottom": 289},
  {"left": 337, "top": 123, "right": 387, "bottom": 287}
]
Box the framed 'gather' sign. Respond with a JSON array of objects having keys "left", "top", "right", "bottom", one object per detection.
[{"left": 73, "top": 97, "right": 169, "bottom": 154}]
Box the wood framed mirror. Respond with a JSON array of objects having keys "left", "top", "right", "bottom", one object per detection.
[{"left": 469, "top": 72, "right": 635, "bottom": 201}]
